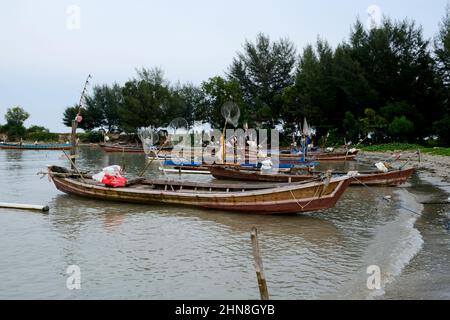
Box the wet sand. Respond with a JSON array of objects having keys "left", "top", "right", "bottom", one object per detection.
[
  {"left": 357, "top": 151, "right": 450, "bottom": 300},
  {"left": 359, "top": 150, "right": 450, "bottom": 183}
]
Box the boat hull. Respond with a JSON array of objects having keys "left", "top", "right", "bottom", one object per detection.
[
  {"left": 209, "top": 165, "right": 314, "bottom": 183},
  {"left": 346, "top": 168, "right": 416, "bottom": 186},
  {"left": 209, "top": 165, "right": 416, "bottom": 187},
  {"left": 0, "top": 143, "right": 72, "bottom": 151},
  {"left": 99, "top": 144, "right": 144, "bottom": 153},
  {"left": 49, "top": 169, "right": 351, "bottom": 215},
  {"left": 279, "top": 150, "right": 359, "bottom": 162},
  {"left": 99, "top": 144, "right": 175, "bottom": 153}
]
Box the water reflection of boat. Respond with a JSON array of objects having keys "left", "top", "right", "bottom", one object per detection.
[
  {"left": 0, "top": 142, "right": 72, "bottom": 150},
  {"left": 187, "top": 209, "right": 344, "bottom": 246},
  {"left": 49, "top": 194, "right": 343, "bottom": 246},
  {"left": 48, "top": 166, "right": 351, "bottom": 215},
  {"left": 48, "top": 194, "right": 131, "bottom": 235}
]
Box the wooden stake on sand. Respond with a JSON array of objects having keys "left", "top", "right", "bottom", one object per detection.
[{"left": 250, "top": 227, "right": 270, "bottom": 300}]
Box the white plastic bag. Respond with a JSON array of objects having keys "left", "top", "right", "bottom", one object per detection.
[
  {"left": 92, "top": 165, "right": 123, "bottom": 182},
  {"left": 260, "top": 159, "right": 273, "bottom": 171},
  {"left": 375, "top": 162, "right": 388, "bottom": 173},
  {"left": 347, "top": 171, "right": 360, "bottom": 177}
]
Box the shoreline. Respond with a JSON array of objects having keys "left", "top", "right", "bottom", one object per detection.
[
  {"left": 358, "top": 150, "right": 450, "bottom": 184},
  {"left": 361, "top": 150, "right": 450, "bottom": 300}
]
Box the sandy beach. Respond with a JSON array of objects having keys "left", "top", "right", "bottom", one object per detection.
[{"left": 358, "top": 150, "right": 450, "bottom": 183}]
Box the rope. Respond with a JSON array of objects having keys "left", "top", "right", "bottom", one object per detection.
[
  {"left": 289, "top": 176, "right": 324, "bottom": 210},
  {"left": 349, "top": 175, "right": 423, "bottom": 216}
]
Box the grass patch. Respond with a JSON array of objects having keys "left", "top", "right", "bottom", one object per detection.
[
  {"left": 362, "top": 143, "right": 450, "bottom": 156},
  {"left": 421, "top": 148, "right": 450, "bottom": 156},
  {"left": 362, "top": 143, "right": 422, "bottom": 152}
]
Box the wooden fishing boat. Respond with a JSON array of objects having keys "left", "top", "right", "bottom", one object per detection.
[
  {"left": 48, "top": 165, "right": 351, "bottom": 215},
  {"left": 99, "top": 143, "right": 145, "bottom": 153},
  {"left": 208, "top": 165, "right": 314, "bottom": 183},
  {"left": 279, "top": 150, "right": 359, "bottom": 162},
  {"left": 320, "top": 167, "right": 416, "bottom": 187},
  {"left": 208, "top": 165, "right": 416, "bottom": 187},
  {"left": 159, "top": 166, "right": 211, "bottom": 175},
  {"left": 99, "top": 143, "right": 176, "bottom": 154},
  {"left": 0, "top": 142, "right": 72, "bottom": 151}
]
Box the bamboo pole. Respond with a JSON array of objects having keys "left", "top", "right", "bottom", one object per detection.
[
  {"left": 62, "top": 150, "right": 87, "bottom": 184},
  {"left": 0, "top": 202, "right": 49, "bottom": 212},
  {"left": 222, "top": 119, "right": 227, "bottom": 163},
  {"left": 250, "top": 227, "right": 269, "bottom": 300},
  {"left": 139, "top": 139, "right": 170, "bottom": 177},
  {"left": 71, "top": 74, "right": 92, "bottom": 169},
  {"left": 70, "top": 120, "right": 77, "bottom": 169}
]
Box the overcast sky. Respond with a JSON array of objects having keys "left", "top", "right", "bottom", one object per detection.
[{"left": 0, "top": 0, "right": 448, "bottom": 132}]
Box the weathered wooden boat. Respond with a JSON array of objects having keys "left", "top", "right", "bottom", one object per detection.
[
  {"left": 160, "top": 159, "right": 320, "bottom": 175},
  {"left": 99, "top": 143, "right": 145, "bottom": 153},
  {"left": 208, "top": 165, "right": 314, "bottom": 183},
  {"left": 48, "top": 165, "right": 351, "bottom": 215},
  {"left": 99, "top": 143, "right": 176, "bottom": 154},
  {"left": 159, "top": 165, "right": 211, "bottom": 175},
  {"left": 208, "top": 165, "right": 416, "bottom": 187},
  {"left": 319, "top": 167, "right": 416, "bottom": 187},
  {"left": 0, "top": 142, "right": 72, "bottom": 151},
  {"left": 279, "top": 150, "right": 359, "bottom": 163}
]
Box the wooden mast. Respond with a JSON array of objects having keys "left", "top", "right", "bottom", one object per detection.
[
  {"left": 70, "top": 75, "right": 92, "bottom": 169},
  {"left": 70, "top": 119, "right": 77, "bottom": 169}
]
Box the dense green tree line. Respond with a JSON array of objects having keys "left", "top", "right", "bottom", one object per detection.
[
  {"left": 63, "top": 7, "right": 450, "bottom": 146},
  {"left": 0, "top": 106, "right": 60, "bottom": 142}
]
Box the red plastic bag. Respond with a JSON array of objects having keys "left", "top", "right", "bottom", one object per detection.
[{"left": 101, "top": 174, "right": 128, "bottom": 187}]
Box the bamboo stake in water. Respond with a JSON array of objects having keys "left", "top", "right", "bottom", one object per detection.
[
  {"left": 250, "top": 227, "right": 270, "bottom": 300},
  {"left": 0, "top": 202, "right": 49, "bottom": 212}
]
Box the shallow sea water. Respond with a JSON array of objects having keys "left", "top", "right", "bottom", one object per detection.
[{"left": 0, "top": 147, "right": 448, "bottom": 299}]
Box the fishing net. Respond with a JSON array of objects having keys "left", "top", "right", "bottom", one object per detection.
[
  {"left": 137, "top": 126, "right": 159, "bottom": 155},
  {"left": 168, "top": 117, "right": 189, "bottom": 147},
  {"left": 221, "top": 102, "right": 240, "bottom": 127},
  {"left": 168, "top": 117, "right": 189, "bottom": 135},
  {"left": 302, "top": 118, "right": 311, "bottom": 137},
  {"left": 168, "top": 117, "right": 190, "bottom": 164}
]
